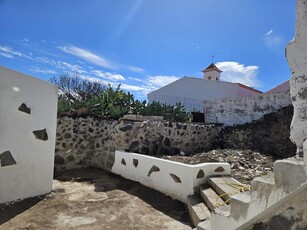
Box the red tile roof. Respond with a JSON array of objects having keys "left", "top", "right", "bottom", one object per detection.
[
  {"left": 202, "top": 63, "right": 223, "bottom": 73},
  {"left": 237, "top": 83, "right": 263, "bottom": 94}
]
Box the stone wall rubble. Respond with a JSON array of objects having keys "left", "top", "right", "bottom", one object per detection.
[
  {"left": 216, "top": 105, "right": 296, "bottom": 158},
  {"left": 55, "top": 104, "right": 296, "bottom": 171}
]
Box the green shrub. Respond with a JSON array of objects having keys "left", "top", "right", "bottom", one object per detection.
[{"left": 51, "top": 75, "right": 191, "bottom": 122}]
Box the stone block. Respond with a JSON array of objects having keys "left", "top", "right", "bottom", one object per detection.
[
  {"left": 208, "top": 177, "right": 244, "bottom": 203},
  {"left": 187, "top": 195, "right": 211, "bottom": 227},
  {"left": 274, "top": 158, "right": 306, "bottom": 192},
  {"left": 230, "top": 191, "right": 251, "bottom": 220},
  {"left": 197, "top": 219, "right": 211, "bottom": 230},
  {"left": 200, "top": 187, "right": 226, "bottom": 211}
]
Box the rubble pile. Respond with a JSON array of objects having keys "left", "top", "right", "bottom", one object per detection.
[{"left": 163, "top": 149, "right": 275, "bottom": 183}]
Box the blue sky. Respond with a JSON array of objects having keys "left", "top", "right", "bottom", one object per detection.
[{"left": 0, "top": 0, "right": 296, "bottom": 101}]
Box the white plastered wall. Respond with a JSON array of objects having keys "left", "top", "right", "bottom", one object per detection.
[
  {"left": 287, "top": 0, "right": 307, "bottom": 155},
  {"left": 112, "top": 150, "right": 230, "bottom": 203},
  {"left": 204, "top": 91, "right": 291, "bottom": 126},
  {"left": 0, "top": 66, "right": 58, "bottom": 204}
]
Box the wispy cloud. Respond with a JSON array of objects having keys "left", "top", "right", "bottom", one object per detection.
[
  {"left": 265, "top": 29, "right": 273, "bottom": 36},
  {"left": 58, "top": 45, "right": 114, "bottom": 69},
  {"left": 216, "top": 61, "right": 260, "bottom": 87},
  {"left": 147, "top": 75, "right": 179, "bottom": 88},
  {"left": 30, "top": 66, "right": 57, "bottom": 74},
  {"left": 20, "top": 38, "right": 29, "bottom": 42},
  {"left": 91, "top": 70, "right": 125, "bottom": 81},
  {"left": 0, "top": 45, "right": 33, "bottom": 59},
  {"left": 79, "top": 74, "right": 145, "bottom": 92},
  {"left": 264, "top": 29, "right": 284, "bottom": 49},
  {"left": 0, "top": 43, "right": 178, "bottom": 100},
  {"left": 129, "top": 77, "right": 143, "bottom": 82},
  {"left": 60, "top": 61, "right": 86, "bottom": 73},
  {"left": 36, "top": 56, "right": 86, "bottom": 74},
  {"left": 120, "top": 83, "right": 145, "bottom": 91},
  {"left": 0, "top": 52, "right": 13, "bottom": 58},
  {"left": 129, "top": 65, "right": 145, "bottom": 73}
]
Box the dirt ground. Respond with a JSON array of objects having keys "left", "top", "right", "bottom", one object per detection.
[{"left": 0, "top": 168, "right": 191, "bottom": 230}]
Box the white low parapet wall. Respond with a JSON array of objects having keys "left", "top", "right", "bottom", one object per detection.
[{"left": 111, "top": 150, "right": 230, "bottom": 203}]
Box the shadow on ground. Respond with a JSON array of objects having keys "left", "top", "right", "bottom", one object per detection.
[{"left": 0, "top": 195, "right": 45, "bottom": 225}]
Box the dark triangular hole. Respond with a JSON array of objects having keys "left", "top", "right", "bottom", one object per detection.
[
  {"left": 18, "top": 103, "right": 31, "bottom": 114},
  {"left": 147, "top": 165, "right": 160, "bottom": 177},
  {"left": 0, "top": 151, "right": 17, "bottom": 167},
  {"left": 33, "top": 129, "right": 48, "bottom": 141}
]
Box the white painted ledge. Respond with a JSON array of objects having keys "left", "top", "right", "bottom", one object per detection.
[{"left": 111, "top": 150, "right": 230, "bottom": 203}]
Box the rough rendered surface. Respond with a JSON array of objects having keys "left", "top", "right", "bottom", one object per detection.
[
  {"left": 286, "top": 0, "right": 307, "bottom": 153},
  {"left": 251, "top": 185, "right": 307, "bottom": 230}
]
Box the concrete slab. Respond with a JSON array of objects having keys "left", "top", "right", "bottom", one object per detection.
[
  {"left": 230, "top": 191, "right": 251, "bottom": 220},
  {"left": 274, "top": 158, "right": 306, "bottom": 192},
  {"left": 197, "top": 219, "right": 211, "bottom": 230},
  {"left": 200, "top": 187, "right": 226, "bottom": 211},
  {"left": 208, "top": 177, "right": 244, "bottom": 203}
]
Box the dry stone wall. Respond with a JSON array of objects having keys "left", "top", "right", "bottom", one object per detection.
[{"left": 55, "top": 116, "right": 221, "bottom": 171}]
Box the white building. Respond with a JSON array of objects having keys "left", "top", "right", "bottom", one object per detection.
[
  {"left": 265, "top": 80, "right": 290, "bottom": 94},
  {"left": 147, "top": 63, "right": 262, "bottom": 112}
]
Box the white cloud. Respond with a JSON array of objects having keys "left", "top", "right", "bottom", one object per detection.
[
  {"left": 0, "top": 45, "right": 32, "bottom": 59},
  {"left": 36, "top": 56, "right": 86, "bottom": 74},
  {"left": 91, "top": 70, "right": 125, "bottom": 81},
  {"left": 30, "top": 66, "right": 57, "bottom": 74},
  {"left": 131, "top": 75, "right": 180, "bottom": 96},
  {"left": 129, "top": 77, "right": 143, "bottom": 82},
  {"left": 41, "top": 40, "right": 46, "bottom": 43},
  {"left": 147, "top": 75, "right": 179, "bottom": 88},
  {"left": 21, "top": 38, "right": 29, "bottom": 42},
  {"left": 129, "top": 66, "right": 145, "bottom": 73},
  {"left": 216, "top": 61, "right": 260, "bottom": 87},
  {"left": 120, "top": 83, "right": 145, "bottom": 91},
  {"left": 59, "top": 61, "right": 86, "bottom": 73},
  {"left": 265, "top": 29, "right": 273, "bottom": 36},
  {"left": 0, "top": 52, "right": 13, "bottom": 58},
  {"left": 264, "top": 30, "right": 283, "bottom": 48},
  {"left": 58, "top": 45, "right": 114, "bottom": 69},
  {"left": 78, "top": 75, "right": 144, "bottom": 92},
  {"left": 76, "top": 75, "right": 106, "bottom": 84}
]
